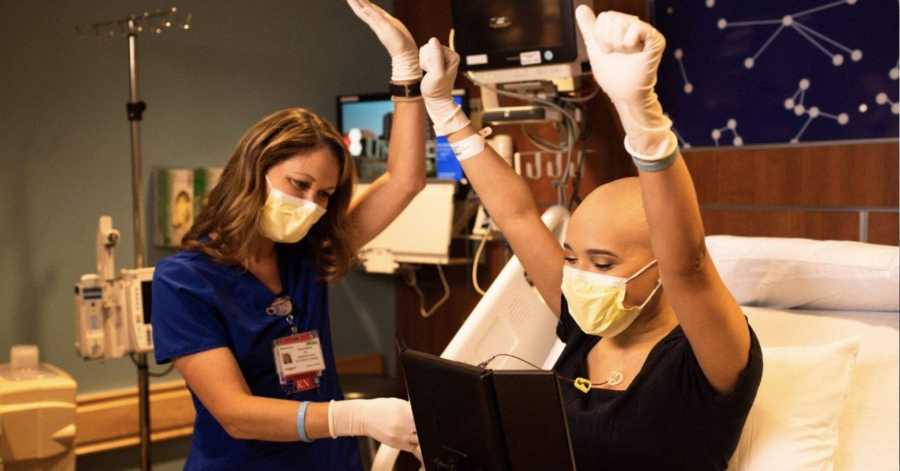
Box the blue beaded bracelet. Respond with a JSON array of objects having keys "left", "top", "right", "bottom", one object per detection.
[{"left": 297, "top": 401, "right": 312, "bottom": 443}]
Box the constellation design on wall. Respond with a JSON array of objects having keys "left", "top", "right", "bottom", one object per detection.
[
  {"left": 717, "top": 0, "right": 863, "bottom": 70},
  {"left": 673, "top": 125, "right": 692, "bottom": 149},
  {"left": 874, "top": 61, "right": 900, "bottom": 115},
  {"left": 673, "top": 48, "right": 694, "bottom": 94},
  {"left": 783, "top": 78, "right": 850, "bottom": 143},
  {"left": 710, "top": 119, "right": 744, "bottom": 147}
]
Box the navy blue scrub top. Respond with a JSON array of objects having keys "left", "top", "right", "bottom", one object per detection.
[{"left": 152, "top": 241, "right": 363, "bottom": 471}]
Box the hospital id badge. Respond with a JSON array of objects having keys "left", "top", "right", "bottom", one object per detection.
[{"left": 274, "top": 331, "right": 326, "bottom": 393}]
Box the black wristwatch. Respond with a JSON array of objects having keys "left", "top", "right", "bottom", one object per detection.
[{"left": 389, "top": 81, "right": 422, "bottom": 100}]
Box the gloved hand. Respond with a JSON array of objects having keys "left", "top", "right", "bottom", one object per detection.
[
  {"left": 419, "top": 37, "right": 471, "bottom": 136},
  {"left": 347, "top": 0, "right": 421, "bottom": 82},
  {"left": 575, "top": 6, "right": 676, "bottom": 160},
  {"left": 330, "top": 398, "right": 422, "bottom": 461}
]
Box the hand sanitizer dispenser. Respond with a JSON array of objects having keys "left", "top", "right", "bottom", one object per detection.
[{"left": 0, "top": 345, "right": 77, "bottom": 471}]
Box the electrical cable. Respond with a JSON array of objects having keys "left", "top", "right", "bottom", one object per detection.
[
  {"left": 465, "top": 72, "right": 581, "bottom": 153},
  {"left": 129, "top": 352, "right": 176, "bottom": 377},
  {"left": 556, "top": 142, "right": 576, "bottom": 206},
  {"left": 403, "top": 265, "right": 451, "bottom": 318},
  {"left": 149, "top": 363, "right": 175, "bottom": 377},
  {"left": 453, "top": 31, "right": 589, "bottom": 206},
  {"left": 560, "top": 83, "right": 601, "bottom": 103},
  {"left": 471, "top": 232, "right": 490, "bottom": 295},
  {"left": 477, "top": 353, "right": 612, "bottom": 392},
  {"left": 522, "top": 125, "right": 570, "bottom": 153},
  {"left": 451, "top": 29, "right": 587, "bottom": 154},
  {"left": 568, "top": 150, "right": 587, "bottom": 210}
]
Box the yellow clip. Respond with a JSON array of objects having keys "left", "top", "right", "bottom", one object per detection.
[{"left": 574, "top": 377, "right": 592, "bottom": 394}]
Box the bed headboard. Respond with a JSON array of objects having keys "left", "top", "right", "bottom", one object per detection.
[{"left": 685, "top": 143, "right": 899, "bottom": 246}]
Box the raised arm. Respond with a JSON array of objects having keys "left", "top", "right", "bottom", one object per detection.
[
  {"left": 576, "top": 8, "right": 750, "bottom": 393},
  {"left": 419, "top": 39, "right": 565, "bottom": 315},
  {"left": 345, "top": 0, "right": 426, "bottom": 250}
]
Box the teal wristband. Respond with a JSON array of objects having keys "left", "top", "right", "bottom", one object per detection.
[
  {"left": 297, "top": 401, "right": 312, "bottom": 443},
  {"left": 631, "top": 148, "right": 679, "bottom": 172}
]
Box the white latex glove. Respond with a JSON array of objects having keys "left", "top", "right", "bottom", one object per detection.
[
  {"left": 575, "top": 6, "right": 676, "bottom": 160},
  {"left": 419, "top": 37, "right": 471, "bottom": 136},
  {"left": 347, "top": 0, "right": 421, "bottom": 82},
  {"left": 331, "top": 398, "right": 422, "bottom": 461}
]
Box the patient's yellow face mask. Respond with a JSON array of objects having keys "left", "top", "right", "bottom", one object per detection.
[
  {"left": 259, "top": 178, "right": 326, "bottom": 243},
  {"left": 561, "top": 260, "right": 662, "bottom": 338}
]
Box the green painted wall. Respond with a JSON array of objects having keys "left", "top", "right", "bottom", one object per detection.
[{"left": 1, "top": 0, "right": 399, "bottom": 469}]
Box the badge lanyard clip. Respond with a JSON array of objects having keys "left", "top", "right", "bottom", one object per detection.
[{"left": 266, "top": 295, "right": 297, "bottom": 333}]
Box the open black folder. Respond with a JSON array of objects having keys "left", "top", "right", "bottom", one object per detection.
[{"left": 399, "top": 346, "right": 577, "bottom": 471}]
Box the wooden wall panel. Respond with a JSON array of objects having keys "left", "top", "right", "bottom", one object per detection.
[
  {"left": 702, "top": 209, "right": 860, "bottom": 241},
  {"left": 73, "top": 355, "right": 386, "bottom": 456},
  {"left": 395, "top": 255, "right": 506, "bottom": 355},
  {"left": 684, "top": 143, "right": 899, "bottom": 208},
  {"left": 76, "top": 381, "right": 194, "bottom": 456},
  {"left": 869, "top": 212, "right": 900, "bottom": 245}
]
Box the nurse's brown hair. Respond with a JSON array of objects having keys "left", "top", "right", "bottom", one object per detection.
[{"left": 182, "top": 108, "right": 357, "bottom": 282}]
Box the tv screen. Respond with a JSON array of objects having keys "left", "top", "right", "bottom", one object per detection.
[{"left": 337, "top": 91, "right": 468, "bottom": 182}]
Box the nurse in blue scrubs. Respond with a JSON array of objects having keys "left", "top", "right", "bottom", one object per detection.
[{"left": 151, "top": 1, "right": 426, "bottom": 469}]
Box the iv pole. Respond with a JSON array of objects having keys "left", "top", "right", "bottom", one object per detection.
[
  {"left": 79, "top": 9, "right": 192, "bottom": 471},
  {"left": 126, "top": 18, "right": 152, "bottom": 471}
]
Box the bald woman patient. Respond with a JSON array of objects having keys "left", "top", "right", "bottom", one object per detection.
[{"left": 415, "top": 8, "right": 762, "bottom": 471}]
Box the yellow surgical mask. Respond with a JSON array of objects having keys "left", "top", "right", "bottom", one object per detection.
[
  {"left": 259, "top": 178, "right": 326, "bottom": 243},
  {"left": 561, "top": 260, "right": 662, "bottom": 338}
]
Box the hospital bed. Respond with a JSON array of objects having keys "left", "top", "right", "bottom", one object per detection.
[{"left": 372, "top": 207, "right": 900, "bottom": 471}]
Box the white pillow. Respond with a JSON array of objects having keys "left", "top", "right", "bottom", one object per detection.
[
  {"left": 743, "top": 307, "right": 900, "bottom": 471},
  {"left": 728, "top": 337, "right": 861, "bottom": 471},
  {"left": 707, "top": 236, "right": 900, "bottom": 311}
]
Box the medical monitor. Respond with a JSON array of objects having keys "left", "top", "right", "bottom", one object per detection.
[
  {"left": 336, "top": 90, "right": 469, "bottom": 182},
  {"left": 451, "top": 0, "right": 589, "bottom": 76}
]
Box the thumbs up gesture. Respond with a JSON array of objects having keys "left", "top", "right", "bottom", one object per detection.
[
  {"left": 575, "top": 6, "right": 676, "bottom": 161},
  {"left": 419, "top": 38, "right": 470, "bottom": 136}
]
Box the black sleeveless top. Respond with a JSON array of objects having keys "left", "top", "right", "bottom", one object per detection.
[{"left": 553, "top": 297, "right": 763, "bottom": 471}]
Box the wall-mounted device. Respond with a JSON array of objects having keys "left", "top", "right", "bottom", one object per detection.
[
  {"left": 355, "top": 181, "right": 457, "bottom": 274},
  {"left": 451, "top": 0, "right": 591, "bottom": 97},
  {"left": 119, "top": 267, "right": 155, "bottom": 354},
  {"left": 74, "top": 216, "right": 154, "bottom": 360},
  {"left": 450, "top": 0, "right": 592, "bottom": 142},
  {"left": 481, "top": 105, "right": 563, "bottom": 126},
  {"left": 74, "top": 274, "right": 106, "bottom": 360},
  {"left": 0, "top": 345, "right": 78, "bottom": 471}
]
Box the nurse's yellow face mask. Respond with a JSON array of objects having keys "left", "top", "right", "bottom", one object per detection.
[
  {"left": 561, "top": 259, "right": 662, "bottom": 338},
  {"left": 259, "top": 177, "right": 326, "bottom": 243}
]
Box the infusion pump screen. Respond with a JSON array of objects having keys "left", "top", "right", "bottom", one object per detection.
[{"left": 141, "top": 280, "right": 152, "bottom": 323}]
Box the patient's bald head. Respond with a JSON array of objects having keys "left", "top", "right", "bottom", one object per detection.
[{"left": 568, "top": 177, "right": 651, "bottom": 254}]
